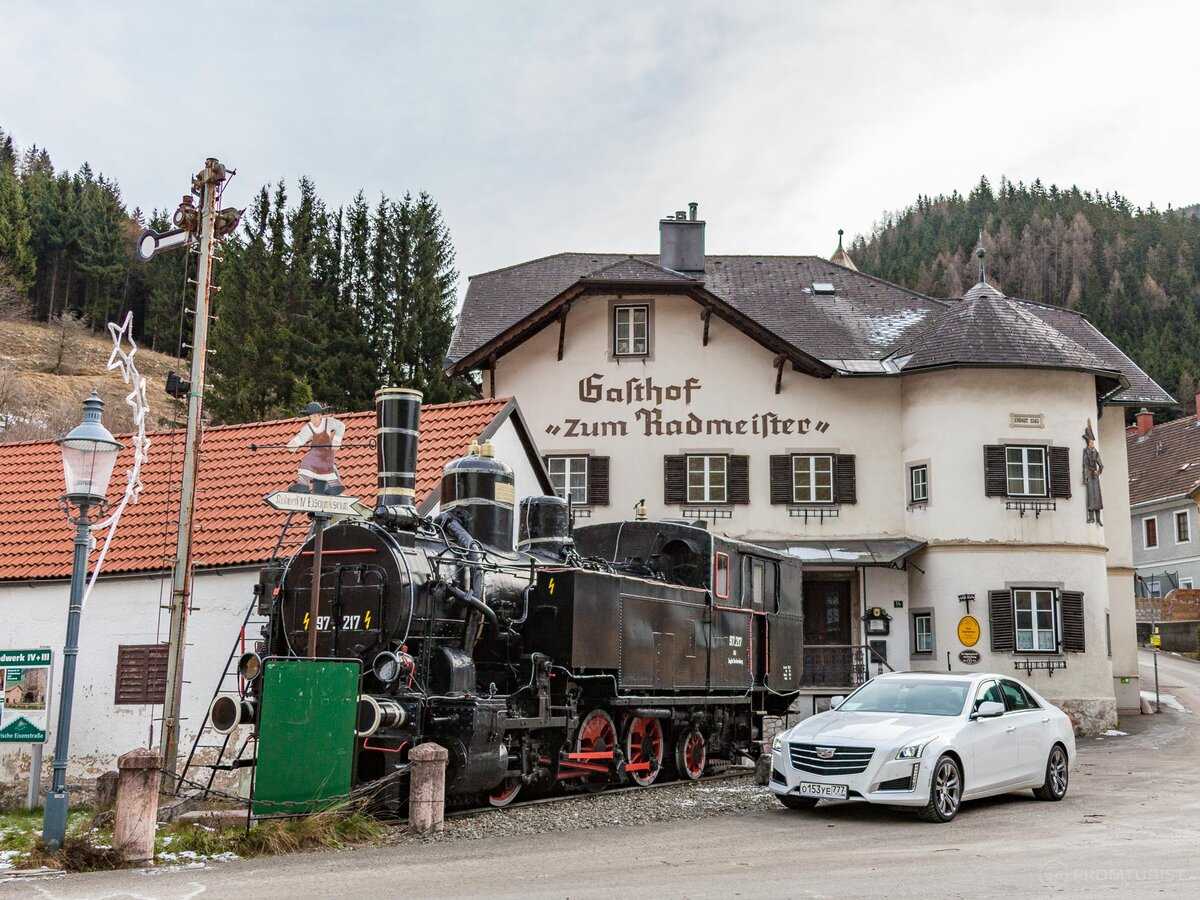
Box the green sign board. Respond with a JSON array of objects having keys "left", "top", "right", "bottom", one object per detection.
[
  {"left": 252, "top": 658, "right": 360, "bottom": 817},
  {"left": 0, "top": 648, "right": 53, "bottom": 743}
]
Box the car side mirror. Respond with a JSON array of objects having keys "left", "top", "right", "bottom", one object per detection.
[
  {"left": 830, "top": 695, "right": 845, "bottom": 710},
  {"left": 971, "top": 700, "right": 1005, "bottom": 720}
]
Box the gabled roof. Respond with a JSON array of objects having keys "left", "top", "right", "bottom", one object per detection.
[
  {"left": 1127, "top": 413, "right": 1200, "bottom": 506},
  {"left": 0, "top": 398, "right": 548, "bottom": 581},
  {"left": 448, "top": 251, "right": 1171, "bottom": 407}
]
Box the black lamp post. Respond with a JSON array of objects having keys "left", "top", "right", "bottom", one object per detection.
[{"left": 42, "top": 391, "right": 122, "bottom": 851}]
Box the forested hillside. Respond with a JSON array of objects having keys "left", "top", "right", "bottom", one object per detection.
[
  {"left": 0, "top": 124, "right": 468, "bottom": 430},
  {"left": 851, "top": 177, "right": 1200, "bottom": 414}
]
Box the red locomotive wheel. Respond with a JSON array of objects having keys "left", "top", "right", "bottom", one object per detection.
[
  {"left": 488, "top": 777, "right": 522, "bottom": 808},
  {"left": 676, "top": 730, "right": 706, "bottom": 781},
  {"left": 623, "top": 715, "right": 664, "bottom": 787},
  {"left": 572, "top": 708, "right": 618, "bottom": 792}
]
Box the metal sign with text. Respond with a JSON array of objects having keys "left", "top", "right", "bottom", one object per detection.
[
  {"left": 264, "top": 491, "right": 368, "bottom": 517},
  {"left": 0, "top": 648, "right": 53, "bottom": 743}
]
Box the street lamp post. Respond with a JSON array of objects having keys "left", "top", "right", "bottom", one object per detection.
[{"left": 42, "top": 391, "right": 122, "bottom": 851}]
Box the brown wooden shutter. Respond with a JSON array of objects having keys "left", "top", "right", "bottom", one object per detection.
[
  {"left": 984, "top": 445, "right": 1007, "bottom": 496},
  {"left": 989, "top": 590, "right": 1015, "bottom": 652},
  {"left": 664, "top": 455, "right": 686, "bottom": 504},
  {"left": 1060, "top": 590, "right": 1085, "bottom": 652},
  {"left": 728, "top": 455, "right": 750, "bottom": 504},
  {"left": 835, "top": 454, "right": 856, "bottom": 504},
  {"left": 587, "top": 456, "right": 610, "bottom": 506},
  {"left": 769, "top": 455, "right": 793, "bottom": 504},
  {"left": 115, "top": 644, "right": 169, "bottom": 705},
  {"left": 1048, "top": 447, "right": 1071, "bottom": 499}
]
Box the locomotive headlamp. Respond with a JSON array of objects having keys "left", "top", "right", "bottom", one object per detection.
[
  {"left": 237, "top": 652, "right": 262, "bottom": 682},
  {"left": 372, "top": 650, "right": 401, "bottom": 684}
]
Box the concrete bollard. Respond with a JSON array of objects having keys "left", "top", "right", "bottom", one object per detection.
[
  {"left": 113, "top": 748, "right": 161, "bottom": 863},
  {"left": 408, "top": 742, "right": 449, "bottom": 833}
]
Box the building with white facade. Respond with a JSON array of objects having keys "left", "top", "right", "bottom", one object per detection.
[{"left": 447, "top": 207, "right": 1174, "bottom": 733}]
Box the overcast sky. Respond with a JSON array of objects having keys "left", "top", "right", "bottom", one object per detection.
[{"left": 3, "top": 1, "right": 1198, "bottom": 292}]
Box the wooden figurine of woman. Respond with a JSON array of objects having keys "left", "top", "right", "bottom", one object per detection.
[
  {"left": 287, "top": 401, "right": 346, "bottom": 495},
  {"left": 1082, "top": 420, "right": 1103, "bottom": 525}
]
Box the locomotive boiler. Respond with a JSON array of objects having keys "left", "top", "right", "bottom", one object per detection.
[{"left": 223, "top": 387, "right": 804, "bottom": 813}]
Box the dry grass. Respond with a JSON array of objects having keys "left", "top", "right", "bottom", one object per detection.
[
  {"left": 0, "top": 318, "right": 185, "bottom": 443},
  {"left": 23, "top": 836, "right": 126, "bottom": 873}
]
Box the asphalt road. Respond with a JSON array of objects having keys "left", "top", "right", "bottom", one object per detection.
[{"left": 8, "top": 662, "right": 1199, "bottom": 899}]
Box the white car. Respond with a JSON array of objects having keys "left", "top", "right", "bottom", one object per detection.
[{"left": 768, "top": 672, "right": 1075, "bottom": 822}]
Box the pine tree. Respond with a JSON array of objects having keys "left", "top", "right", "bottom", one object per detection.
[{"left": 0, "top": 148, "right": 36, "bottom": 292}]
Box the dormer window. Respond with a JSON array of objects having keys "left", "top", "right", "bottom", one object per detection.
[{"left": 613, "top": 304, "right": 649, "bottom": 356}]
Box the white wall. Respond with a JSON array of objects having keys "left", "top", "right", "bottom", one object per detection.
[{"left": 0, "top": 568, "right": 256, "bottom": 784}]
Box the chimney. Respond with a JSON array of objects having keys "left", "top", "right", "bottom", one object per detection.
[
  {"left": 659, "top": 202, "right": 705, "bottom": 273},
  {"left": 1136, "top": 408, "right": 1154, "bottom": 435},
  {"left": 376, "top": 387, "right": 423, "bottom": 509}
]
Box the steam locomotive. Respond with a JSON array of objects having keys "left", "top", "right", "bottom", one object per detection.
[{"left": 216, "top": 388, "right": 804, "bottom": 813}]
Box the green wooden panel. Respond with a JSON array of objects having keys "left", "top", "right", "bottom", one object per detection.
[{"left": 252, "top": 658, "right": 360, "bottom": 817}]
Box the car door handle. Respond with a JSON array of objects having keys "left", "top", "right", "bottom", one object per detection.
[
  {"left": 1005, "top": 726, "right": 1016, "bottom": 733},
  {"left": 1040, "top": 717, "right": 1050, "bottom": 723}
]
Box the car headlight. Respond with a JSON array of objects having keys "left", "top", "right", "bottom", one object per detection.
[
  {"left": 771, "top": 734, "right": 784, "bottom": 753},
  {"left": 895, "top": 739, "right": 933, "bottom": 760}
]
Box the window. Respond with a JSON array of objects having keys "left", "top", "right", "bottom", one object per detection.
[
  {"left": 999, "top": 679, "right": 1038, "bottom": 711},
  {"left": 743, "top": 556, "right": 777, "bottom": 609},
  {"left": 909, "top": 464, "right": 929, "bottom": 504},
  {"left": 115, "top": 644, "right": 169, "bottom": 705},
  {"left": 972, "top": 679, "right": 1004, "bottom": 712},
  {"left": 1176, "top": 510, "right": 1190, "bottom": 544},
  {"left": 1014, "top": 589, "right": 1057, "bottom": 652},
  {"left": 613, "top": 304, "right": 649, "bottom": 356},
  {"left": 1182, "top": 578, "right": 1195, "bottom": 590},
  {"left": 1005, "top": 446, "right": 1047, "bottom": 497},
  {"left": 713, "top": 552, "right": 730, "bottom": 599},
  {"left": 912, "top": 612, "right": 934, "bottom": 654},
  {"left": 687, "top": 455, "right": 727, "bottom": 503},
  {"left": 792, "top": 454, "right": 834, "bottom": 503},
  {"left": 546, "top": 456, "right": 588, "bottom": 506},
  {"left": 1143, "top": 516, "right": 1158, "bottom": 549},
  {"left": 1146, "top": 579, "right": 1163, "bottom": 598}
]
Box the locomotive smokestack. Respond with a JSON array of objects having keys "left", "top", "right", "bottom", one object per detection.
[{"left": 375, "top": 387, "right": 423, "bottom": 510}]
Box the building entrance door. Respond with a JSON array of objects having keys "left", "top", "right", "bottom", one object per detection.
[{"left": 803, "top": 580, "right": 853, "bottom": 645}]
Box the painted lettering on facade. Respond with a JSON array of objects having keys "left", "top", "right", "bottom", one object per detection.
[{"left": 544, "top": 374, "right": 831, "bottom": 439}]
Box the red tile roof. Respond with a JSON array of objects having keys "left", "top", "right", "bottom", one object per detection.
[
  {"left": 1126, "top": 413, "right": 1200, "bottom": 506},
  {"left": 0, "top": 398, "right": 511, "bottom": 581}
]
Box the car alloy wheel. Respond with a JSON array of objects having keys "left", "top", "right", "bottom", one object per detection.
[
  {"left": 919, "top": 755, "right": 962, "bottom": 822},
  {"left": 1035, "top": 745, "right": 1069, "bottom": 801}
]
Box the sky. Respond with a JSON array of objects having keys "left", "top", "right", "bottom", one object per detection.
[{"left": 3, "top": 1, "right": 1199, "bottom": 294}]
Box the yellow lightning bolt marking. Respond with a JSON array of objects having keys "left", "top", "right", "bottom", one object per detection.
[
  {"left": 548, "top": 577, "right": 555, "bottom": 596},
  {"left": 364, "top": 609, "right": 372, "bottom": 629},
  {"left": 303, "top": 612, "right": 311, "bottom": 631}
]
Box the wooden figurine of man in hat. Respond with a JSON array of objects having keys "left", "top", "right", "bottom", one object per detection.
[
  {"left": 287, "top": 401, "right": 346, "bottom": 495},
  {"left": 1082, "top": 419, "right": 1103, "bottom": 525}
]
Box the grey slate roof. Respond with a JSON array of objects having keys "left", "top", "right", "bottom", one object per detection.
[
  {"left": 1127, "top": 415, "right": 1200, "bottom": 505},
  {"left": 449, "top": 253, "right": 1172, "bottom": 406}
]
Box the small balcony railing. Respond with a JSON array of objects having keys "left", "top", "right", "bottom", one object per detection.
[{"left": 801, "top": 644, "right": 894, "bottom": 689}]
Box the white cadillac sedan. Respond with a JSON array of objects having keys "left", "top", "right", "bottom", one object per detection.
[{"left": 768, "top": 672, "right": 1075, "bottom": 822}]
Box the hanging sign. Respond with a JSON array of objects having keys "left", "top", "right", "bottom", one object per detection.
[
  {"left": 0, "top": 649, "right": 53, "bottom": 743},
  {"left": 265, "top": 491, "right": 367, "bottom": 517},
  {"left": 958, "top": 649, "right": 981, "bottom": 666},
  {"left": 957, "top": 615, "right": 981, "bottom": 648}
]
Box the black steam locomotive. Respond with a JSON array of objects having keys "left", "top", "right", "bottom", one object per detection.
[{"left": 225, "top": 388, "right": 804, "bottom": 812}]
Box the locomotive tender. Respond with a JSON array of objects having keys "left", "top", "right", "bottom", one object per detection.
[{"left": 224, "top": 387, "right": 804, "bottom": 812}]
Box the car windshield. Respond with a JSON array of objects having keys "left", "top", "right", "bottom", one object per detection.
[{"left": 838, "top": 679, "right": 970, "bottom": 717}]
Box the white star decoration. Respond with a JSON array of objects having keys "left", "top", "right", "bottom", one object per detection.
[{"left": 82, "top": 312, "right": 152, "bottom": 605}]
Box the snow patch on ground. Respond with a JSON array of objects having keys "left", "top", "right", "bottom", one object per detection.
[
  {"left": 1141, "top": 690, "right": 1188, "bottom": 712},
  {"left": 1100, "top": 729, "right": 1128, "bottom": 737}
]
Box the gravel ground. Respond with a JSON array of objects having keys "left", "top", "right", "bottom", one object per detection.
[{"left": 389, "top": 775, "right": 774, "bottom": 847}]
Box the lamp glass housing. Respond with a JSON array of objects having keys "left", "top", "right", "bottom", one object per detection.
[{"left": 59, "top": 392, "right": 122, "bottom": 504}]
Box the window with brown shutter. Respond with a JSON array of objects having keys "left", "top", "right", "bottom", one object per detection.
[
  {"left": 989, "top": 590, "right": 1014, "bottom": 652},
  {"left": 115, "top": 644, "right": 169, "bottom": 705},
  {"left": 835, "top": 454, "right": 856, "bottom": 504},
  {"left": 727, "top": 455, "right": 750, "bottom": 504},
  {"left": 587, "top": 456, "right": 610, "bottom": 506},
  {"left": 769, "top": 455, "right": 792, "bottom": 504},
  {"left": 663, "top": 455, "right": 687, "bottom": 504},
  {"left": 1060, "top": 590, "right": 1085, "bottom": 652},
  {"left": 983, "top": 445, "right": 1007, "bottom": 496},
  {"left": 1048, "top": 447, "right": 1071, "bottom": 499}
]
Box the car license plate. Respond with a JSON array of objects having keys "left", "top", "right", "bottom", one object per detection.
[{"left": 797, "top": 782, "right": 848, "bottom": 800}]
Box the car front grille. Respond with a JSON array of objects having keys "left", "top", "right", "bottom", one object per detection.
[{"left": 788, "top": 742, "right": 875, "bottom": 775}]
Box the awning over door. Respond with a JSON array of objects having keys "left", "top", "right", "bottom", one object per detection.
[{"left": 762, "top": 538, "right": 926, "bottom": 568}]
